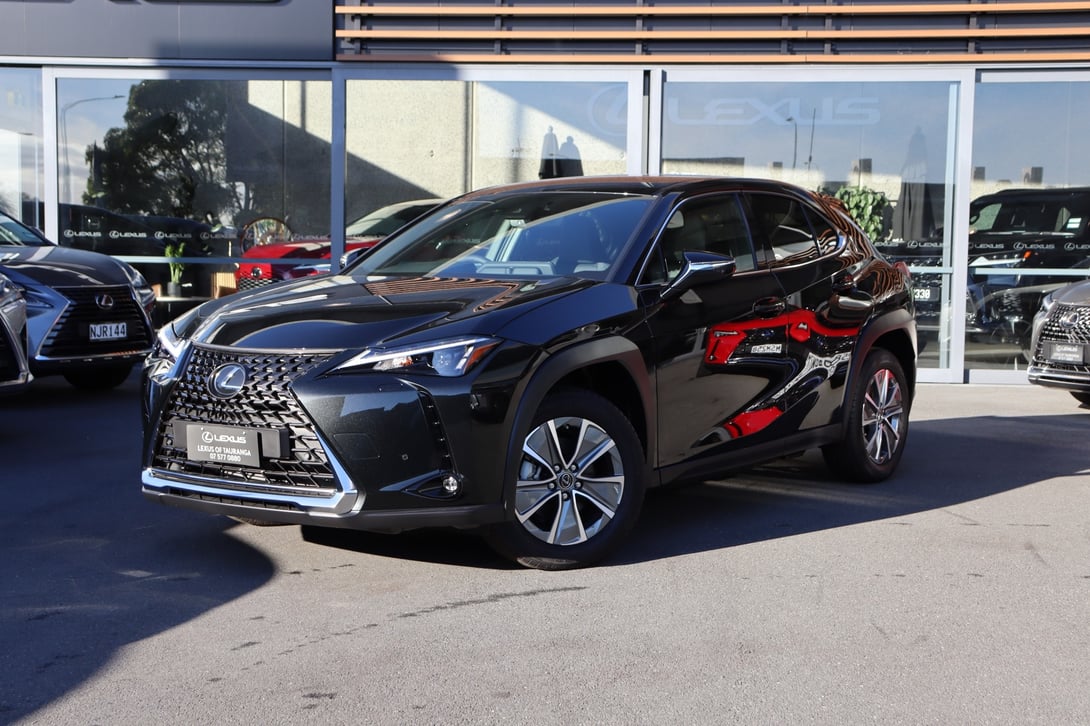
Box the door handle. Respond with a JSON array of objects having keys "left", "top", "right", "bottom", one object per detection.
[
  {"left": 753, "top": 297, "right": 786, "bottom": 317},
  {"left": 832, "top": 271, "right": 856, "bottom": 293}
]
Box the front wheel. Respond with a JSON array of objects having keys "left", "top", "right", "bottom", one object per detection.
[
  {"left": 822, "top": 349, "right": 910, "bottom": 483},
  {"left": 485, "top": 390, "right": 645, "bottom": 570}
]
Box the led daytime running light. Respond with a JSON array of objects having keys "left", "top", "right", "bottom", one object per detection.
[{"left": 339, "top": 337, "right": 498, "bottom": 377}]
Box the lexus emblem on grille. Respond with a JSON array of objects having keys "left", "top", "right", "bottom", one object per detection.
[
  {"left": 1059, "top": 310, "right": 1079, "bottom": 330},
  {"left": 95, "top": 293, "right": 115, "bottom": 310},
  {"left": 209, "top": 363, "right": 248, "bottom": 399}
]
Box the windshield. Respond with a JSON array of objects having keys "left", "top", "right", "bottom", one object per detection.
[
  {"left": 345, "top": 200, "right": 443, "bottom": 237},
  {"left": 353, "top": 192, "right": 654, "bottom": 281},
  {"left": 970, "top": 197, "right": 1087, "bottom": 236},
  {"left": 0, "top": 211, "right": 52, "bottom": 247}
]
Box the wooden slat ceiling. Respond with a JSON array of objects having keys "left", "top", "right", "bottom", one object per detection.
[{"left": 334, "top": 1, "right": 1090, "bottom": 63}]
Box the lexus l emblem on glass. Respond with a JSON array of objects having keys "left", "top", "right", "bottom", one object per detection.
[
  {"left": 209, "top": 363, "right": 247, "bottom": 399},
  {"left": 95, "top": 293, "right": 115, "bottom": 310}
]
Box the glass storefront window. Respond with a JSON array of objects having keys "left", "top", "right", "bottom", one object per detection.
[
  {"left": 0, "top": 68, "right": 42, "bottom": 229},
  {"left": 660, "top": 78, "right": 960, "bottom": 369},
  {"left": 344, "top": 79, "right": 629, "bottom": 220},
  {"left": 969, "top": 79, "right": 1090, "bottom": 371},
  {"left": 55, "top": 77, "right": 330, "bottom": 300}
]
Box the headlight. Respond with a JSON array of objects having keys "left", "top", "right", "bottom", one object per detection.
[
  {"left": 1038, "top": 290, "right": 1056, "bottom": 316},
  {"left": 20, "top": 284, "right": 56, "bottom": 310},
  {"left": 121, "top": 262, "right": 156, "bottom": 306},
  {"left": 335, "top": 336, "right": 499, "bottom": 377},
  {"left": 154, "top": 306, "right": 201, "bottom": 362},
  {"left": 0, "top": 275, "right": 19, "bottom": 299},
  {"left": 121, "top": 262, "right": 149, "bottom": 289}
]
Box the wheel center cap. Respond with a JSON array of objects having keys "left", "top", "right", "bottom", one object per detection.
[{"left": 558, "top": 471, "right": 577, "bottom": 490}]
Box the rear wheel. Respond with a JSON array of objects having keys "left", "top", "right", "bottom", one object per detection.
[
  {"left": 63, "top": 363, "right": 134, "bottom": 390},
  {"left": 1072, "top": 392, "right": 1090, "bottom": 407},
  {"left": 822, "top": 349, "right": 909, "bottom": 482},
  {"left": 485, "top": 390, "right": 645, "bottom": 570}
]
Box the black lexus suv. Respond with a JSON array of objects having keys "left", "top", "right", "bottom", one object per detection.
[
  {"left": 142, "top": 177, "right": 917, "bottom": 569},
  {"left": 894, "top": 187, "right": 1090, "bottom": 357}
]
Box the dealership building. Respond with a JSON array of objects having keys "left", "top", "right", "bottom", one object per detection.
[{"left": 3, "top": 0, "right": 1090, "bottom": 383}]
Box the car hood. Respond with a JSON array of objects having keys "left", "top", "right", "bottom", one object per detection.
[
  {"left": 187, "top": 273, "right": 616, "bottom": 350},
  {"left": 1053, "top": 279, "right": 1090, "bottom": 306},
  {"left": 0, "top": 245, "right": 132, "bottom": 288}
]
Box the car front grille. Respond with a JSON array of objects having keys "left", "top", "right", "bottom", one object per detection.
[
  {"left": 152, "top": 345, "right": 338, "bottom": 492},
  {"left": 236, "top": 277, "right": 277, "bottom": 292},
  {"left": 39, "top": 285, "right": 153, "bottom": 359},
  {"left": 1034, "top": 302, "right": 1090, "bottom": 374}
]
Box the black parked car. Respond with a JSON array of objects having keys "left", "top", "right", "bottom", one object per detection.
[
  {"left": 0, "top": 209, "right": 156, "bottom": 389},
  {"left": 1027, "top": 278, "right": 1090, "bottom": 406},
  {"left": 142, "top": 177, "right": 917, "bottom": 569}
]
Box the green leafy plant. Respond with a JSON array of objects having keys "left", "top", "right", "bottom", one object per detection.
[
  {"left": 833, "top": 185, "right": 890, "bottom": 242},
  {"left": 164, "top": 240, "right": 186, "bottom": 284}
]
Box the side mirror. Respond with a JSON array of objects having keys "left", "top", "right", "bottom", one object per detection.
[
  {"left": 340, "top": 247, "right": 368, "bottom": 269},
  {"left": 661, "top": 251, "right": 736, "bottom": 301}
]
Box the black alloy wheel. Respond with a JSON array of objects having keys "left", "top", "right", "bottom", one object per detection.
[{"left": 485, "top": 389, "right": 645, "bottom": 570}]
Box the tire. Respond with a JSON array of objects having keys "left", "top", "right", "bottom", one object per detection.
[
  {"left": 484, "top": 389, "right": 645, "bottom": 570},
  {"left": 63, "top": 363, "right": 134, "bottom": 390},
  {"left": 822, "top": 349, "right": 909, "bottom": 483},
  {"left": 1072, "top": 392, "right": 1090, "bottom": 407}
]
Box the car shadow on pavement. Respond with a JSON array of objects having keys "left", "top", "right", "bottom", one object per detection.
[
  {"left": 616, "top": 411, "right": 1089, "bottom": 565},
  {"left": 298, "top": 526, "right": 520, "bottom": 569},
  {"left": 0, "top": 375, "right": 278, "bottom": 723},
  {"left": 295, "top": 410, "right": 1089, "bottom": 571}
]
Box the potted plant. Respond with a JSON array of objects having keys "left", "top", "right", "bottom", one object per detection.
[
  {"left": 833, "top": 185, "right": 890, "bottom": 243},
  {"left": 164, "top": 240, "right": 186, "bottom": 297}
]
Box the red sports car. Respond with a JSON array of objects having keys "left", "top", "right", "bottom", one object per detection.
[{"left": 235, "top": 199, "right": 443, "bottom": 290}]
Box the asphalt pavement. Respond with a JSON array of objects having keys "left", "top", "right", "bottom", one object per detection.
[{"left": 1, "top": 371, "right": 1088, "bottom": 724}]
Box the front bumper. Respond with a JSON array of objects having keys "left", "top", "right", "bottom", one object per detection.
[
  {"left": 142, "top": 341, "right": 514, "bottom": 532},
  {"left": 1027, "top": 299, "right": 1090, "bottom": 391},
  {"left": 141, "top": 467, "right": 502, "bottom": 532},
  {"left": 28, "top": 283, "right": 154, "bottom": 372},
  {"left": 1027, "top": 367, "right": 1090, "bottom": 392}
]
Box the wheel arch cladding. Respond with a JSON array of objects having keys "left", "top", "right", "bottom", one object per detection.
[{"left": 853, "top": 310, "right": 918, "bottom": 401}]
